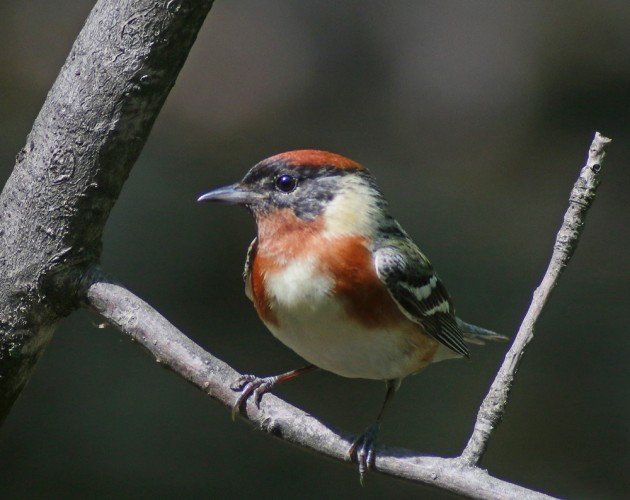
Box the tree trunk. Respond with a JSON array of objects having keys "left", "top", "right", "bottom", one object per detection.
[{"left": 0, "top": 0, "right": 214, "bottom": 424}]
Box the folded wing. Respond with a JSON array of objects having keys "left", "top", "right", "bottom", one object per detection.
[{"left": 375, "top": 241, "right": 469, "bottom": 358}]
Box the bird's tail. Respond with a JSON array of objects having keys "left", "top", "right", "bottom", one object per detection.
[{"left": 456, "top": 317, "right": 509, "bottom": 345}]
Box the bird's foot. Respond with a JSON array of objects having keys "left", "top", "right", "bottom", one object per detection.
[
  {"left": 230, "top": 374, "right": 279, "bottom": 420},
  {"left": 348, "top": 423, "right": 381, "bottom": 485}
]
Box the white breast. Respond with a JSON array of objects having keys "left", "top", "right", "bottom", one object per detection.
[
  {"left": 263, "top": 256, "right": 424, "bottom": 380},
  {"left": 265, "top": 256, "right": 333, "bottom": 310}
]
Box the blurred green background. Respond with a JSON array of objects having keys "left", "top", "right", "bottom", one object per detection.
[{"left": 0, "top": 1, "right": 628, "bottom": 498}]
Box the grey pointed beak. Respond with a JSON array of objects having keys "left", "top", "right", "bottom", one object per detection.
[{"left": 197, "top": 183, "right": 261, "bottom": 205}]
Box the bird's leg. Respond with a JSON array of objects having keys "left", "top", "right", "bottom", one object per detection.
[
  {"left": 230, "top": 364, "right": 318, "bottom": 420},
  {"left": 349, "top": 378, "right": 400, "bottom": 484}
]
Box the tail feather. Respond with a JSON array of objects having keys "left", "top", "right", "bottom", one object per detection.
[{"left": 456, "top": 317, "right": 509, "bottom": 345}]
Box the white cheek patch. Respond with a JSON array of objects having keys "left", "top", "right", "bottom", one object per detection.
[{"left": 322, "top": 177, "right": 379, "bottom": 237}]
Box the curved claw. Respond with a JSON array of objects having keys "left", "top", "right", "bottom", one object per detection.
[
  {"left": 230, "top": 374, "right": 278, "bottom": 420},
  {"left": 230, "top": 374, "right": 257, "bottom": 392},
  {"left": 348, "top": 423, "right": 380, "bottom": 485}
]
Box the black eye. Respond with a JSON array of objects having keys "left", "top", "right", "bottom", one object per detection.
[{"left": 275, "top": 174, "right": 297, "bottom": 193}]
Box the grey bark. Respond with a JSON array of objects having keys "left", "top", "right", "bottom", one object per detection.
[
  {"left": 83, "top": 271, "right": 555, "bottom": 500},
  {"left": 0, "top": 0, "right": 214, "bottom": 424},
  {"left": 460, "top": 132, "right": 611, "bottom": 465}
]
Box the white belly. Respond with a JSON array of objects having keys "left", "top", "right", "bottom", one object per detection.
[{"left": 263, "top": 257, "right": 423, "bottom": 380}]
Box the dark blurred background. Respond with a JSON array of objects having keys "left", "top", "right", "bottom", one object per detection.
[{"left": 0, "top": 1, "right": 628, "bottom": 498}]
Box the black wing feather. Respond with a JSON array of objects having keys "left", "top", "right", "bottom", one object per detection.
[{"left": 375, "top": 243, "right": 469, "bottom": 358}]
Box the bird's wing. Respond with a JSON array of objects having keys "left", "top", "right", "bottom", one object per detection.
[
  {"left": 243, "top": 237, "right": 258, "bottom": 302},
  {"left": 374, "top": 241, "right": 469, "bottom": 357}
]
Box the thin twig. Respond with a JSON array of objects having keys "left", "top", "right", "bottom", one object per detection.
[
  {"left": 82, "top": 270, "right": 554, "bottom": 500},
  {"left": 459, "top": 132, "right": 612, "bottom": 466}
]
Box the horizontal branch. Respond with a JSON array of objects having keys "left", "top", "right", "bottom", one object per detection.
[
  {"left": 82, "top": 270, "right": 554, "bottom": 500},
  {"left": 460, "top": 132, "right": 611, "bottom": 465}
]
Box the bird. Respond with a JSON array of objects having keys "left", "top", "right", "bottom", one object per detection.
[{"left": 198, "top": 150, "right": 506, "bottom": 480}]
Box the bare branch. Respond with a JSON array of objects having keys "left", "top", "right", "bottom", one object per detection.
[
  {"left": 459, "top": 132, "right": 612, "bottom": 466},
  {"left": 81, "top": 133, "right": 610, "bottom": 496},
  {"left": 82, "top": 270, "right": 555, "bottom": 500},
  {"left": 0, "top": 0, "right": 214, "bottom": 423}
]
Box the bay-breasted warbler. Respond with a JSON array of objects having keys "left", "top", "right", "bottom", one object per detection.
[{"left": 198, "top": 150, "right": 506, "bottom": 479}]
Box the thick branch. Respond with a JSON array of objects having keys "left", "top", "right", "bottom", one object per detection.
[
  {"left": 0, "top": 0, "right": 214, "bottom": 423},
  {"left": 459, "top": 132, "right": 611, "bottom": 465},
  {"left": 82, "top": 271, "right": 554, "bottom": 500}
]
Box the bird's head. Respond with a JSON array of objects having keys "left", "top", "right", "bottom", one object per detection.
[{"left": 198, "top": 150, "right": 388, "bottom": 238}]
